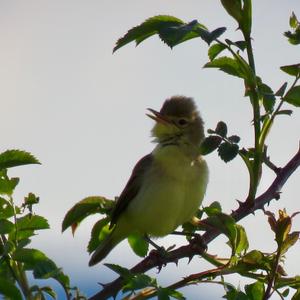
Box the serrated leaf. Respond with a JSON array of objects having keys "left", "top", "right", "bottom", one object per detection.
[
  {"left": 0, "top": 278, "right": 22, "bottom": 300},
  {"left": 204, "top": 56, "right": 245, "bottom": 78},
  {"left": 159, "top": 20, "right": 209, "bottom": 48},
  {"left": 0, "top": 219, "right": 14, "bottom": 234},
  {"left": 117, "top": 15, "right": 183, "bottom": 49},
  {"left": 12, "top": 248, "right": 47, "bottom": 265},
  {"left": 62, "top": 196, "right": 113, "bottom": 233},
  {"left": 208, "top": 43, "right": 226, "bottom": 61},
  {"left": 114, "top": 15, "right": 186, "bottom": 52},
  {"left": 284, "top": 85, "right": 300, "bottom": 107},
  {"left": 104, "top": 263, "right": 132, "bottom": 279},
  {"left": 17, "top": 214, "right": 49, "bottom": 231},
  {"left": 127, "top": 233, "right": 149, "bottom": 257},
  {"left": 275, "top": 82, "right": 288, "bottom": 97},
  {"left": 87, "top": 217, "right": 111, "bottom": 253},
  {"left": 200, "top": 135, "right": 222, "bottom": 155},
  {"left": 280, "top": 64, "right": 300, "bottom": 77},
  {"left": 0, "top": 149, "right": 40, "bottom": 170},
  {"left": 245, "top": 281, "right": 264, "bottom": 300},
  {"left": 218, "top": 142, "right": 239, "bottom": 162},
  {"left": 215, "top": 121, "right": 228, "bottom": 137}
]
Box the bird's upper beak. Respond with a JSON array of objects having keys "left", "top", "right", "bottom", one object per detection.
[{"left": 146, "top": 108, "right": 172, "bottom": 125}]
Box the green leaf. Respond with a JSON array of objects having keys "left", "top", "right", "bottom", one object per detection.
[
  {"left": 12, "top": 248, "right": 47, "bottom": 265},
  {"left": 204, "top": 56, "right": 246, "bottom": 78},
  {"left": 123, "top": 273, "right": 156, "bottom": 293},
  {"left": 62, "top": 196, "right": 114, "bottom": 233},
  {"left": 284, "top": 86, "right": 300, "bottom": 107},
  {"left": 17, "top": 214, "right": 49, "bottom": 231},
  {"left": 201, "top": 213, "right": 237, "bottom": 251},
  {"left": 228, "top": 135, "right": 241, "bottom": 143},
  {"left": 292, "top": 289, "right": 300, "bottom": 300},
  {"left": 245, "top": 281, "right": 264, "bottom": 300},
  {"left": 113, "top": 15, "right": 210, "bottom": 52},
  {"left": 208, "top": 43, "right": 226, "bottom": 61},
  {"left": 0, "top": 150, "right": 40, "bottom": 170},
  {"left": 157, "top": 287, "right": 184, "bottom": 300},
  {"left": 220, "top": 0, "right": 243, "bottom": 23},
  {"left": 0, "top": 176, "right": 19, "bottom": 195},
  {"left": 215, "top": 121, "right": 228, "bottom": 137},
  {"left": 218, "top": 142, "right": 239, "bottom": 162},
  {"left": 290, "top": 12, "right": 299, "bottom": 29},
  {"left": 127, "top": 233, "right": 149, "bottom": 257},
  {"left": 159, "top": 20, "right": 211, "bottom": 48},
  {"left": 241, "top": 0, "right": 252, "bottom": 37},
  {"left": 284, "top": 29, "right": 300, "bottom": 45},
  {"left": 203, "top": 201, "right": 222, "bottom": 216},
  {"left": 281, "top": 231, "right": 300, "bottom": 254},
  {"left": 235, "top": 225, "right": 249, "bottom": 255},
  {"left": 87, "top": 217, "right": 111, "bottom": 253},
  {"left": 104, "top": 263, "right": 132, "bottom": 279},
  {"left": 275, "top": 82, "right": 288, "bottom": 97},
  {"left": 0, "top": 197, "right": 14, "bottom": 219},
  {"left": 280, "top": 64, "right": 300, "bottom": 77},
  {"left": 0, "top": 219, "right": 14, "bottom": 234},
  {"left": 0, "top": 278, "right": 22, "bottom": 300},
  {"left": 200, "top": 135, "right": 222, "bottom": 155},
  {"left": 114, "top": 15, "right": 188, "bottom": 52},
  {"left": 197, "top": 27, "right": 226, "bottom": 45},
  {"left": 258, "top": 82, "right": 276, "bottom": 113}
]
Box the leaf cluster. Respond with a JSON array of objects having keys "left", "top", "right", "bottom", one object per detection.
[{"left": 0, "top": 150, "right": 84, "bottom": 300}]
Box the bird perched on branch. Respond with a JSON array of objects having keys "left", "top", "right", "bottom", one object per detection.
[{"left": 89, "top": 96, "right": 208, "bottom": 266}]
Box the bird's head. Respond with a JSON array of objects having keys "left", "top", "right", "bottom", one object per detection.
[{"left": 147, "top": 96, "right": 204, "bottom": 146}]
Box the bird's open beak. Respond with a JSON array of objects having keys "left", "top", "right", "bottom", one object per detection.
[{"left": 146, "top": 108, "right": 172, "bottom": 125}]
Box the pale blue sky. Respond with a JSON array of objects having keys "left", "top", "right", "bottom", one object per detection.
[{"left": 1, "top": 1, "right": 300, "bottom": 299}]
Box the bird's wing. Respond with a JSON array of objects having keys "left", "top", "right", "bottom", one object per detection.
[{"left": 110, "top": 153, "right": 153, "bottom": 227}]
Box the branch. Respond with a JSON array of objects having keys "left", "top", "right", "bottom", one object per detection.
[{"left": 89, "top": 144, "right": 300, "bottom": 300}]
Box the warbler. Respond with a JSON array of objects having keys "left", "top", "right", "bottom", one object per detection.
[{"left": 89, "top": 96, "right": 208, "bottom": 266}]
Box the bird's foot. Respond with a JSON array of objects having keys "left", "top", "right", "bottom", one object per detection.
[{"left": 144, "top": 235, "right": 170, "bottom": 271}]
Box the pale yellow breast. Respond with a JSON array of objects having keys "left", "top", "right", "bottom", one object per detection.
[{"left": 121, "top": 145, "right": 208, "bottom": 237}]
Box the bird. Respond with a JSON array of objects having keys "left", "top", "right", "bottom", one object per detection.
[{"left": 89, "top": 95, "right": 209, "bottom": 266}]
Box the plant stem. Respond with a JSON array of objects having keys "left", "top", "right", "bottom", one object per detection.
[{"left": 245, "top": 35, "right": 261, "bottom": 202}]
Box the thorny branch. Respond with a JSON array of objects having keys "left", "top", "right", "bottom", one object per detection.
[{"left": 89, "top": 144, "right": 300, "bottom": 300}]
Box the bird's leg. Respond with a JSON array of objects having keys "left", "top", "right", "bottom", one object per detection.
[
  {"left": 144, "top": 235, "right": 169, "bottom": 271},
  {"left": 171, "top": 231, "right": 207, "bottom": 253}
]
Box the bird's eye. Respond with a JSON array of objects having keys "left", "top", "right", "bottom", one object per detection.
[{"left": 177, "top": 118, "right": 188, "bottom": 127}]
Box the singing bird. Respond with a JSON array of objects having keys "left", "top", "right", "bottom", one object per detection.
[{"left": 89, "top": 96, "right": 208, "bottom": 266}]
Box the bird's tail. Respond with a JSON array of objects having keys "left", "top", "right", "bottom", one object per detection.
[{"left": 88, "top": 227, "right": 123, "bottom": 266}]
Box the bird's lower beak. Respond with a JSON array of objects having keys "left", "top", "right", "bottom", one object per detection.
[{"left": 146, "top": 108, "right": 172, "bottom": 125}]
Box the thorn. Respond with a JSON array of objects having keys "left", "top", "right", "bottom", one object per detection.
[
  {"left": 188, "top": 255, "right": 194, "bottom": 264},
  {"left": 274, "top": 192, "right": 281, "bottom": 200}
]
